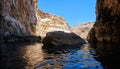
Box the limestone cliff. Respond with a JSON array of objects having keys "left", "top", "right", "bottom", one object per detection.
[
  {"left": 35, "top": 10, "right": 86, "bottom": 46},
  {"left": 0, "top": 0, "right": 37, "bottom": 37},
  {"left": 72, "top": 22, "right": 94, "bottom": 40},
  {"left": 87, "top": 0, "right": 120, "bottom": 43},
  {"left": 0, "top": 0, "right": 84, "bottom": 43},
  {"left": 36, "top": 10, "right": 71, "bottom": 38}
]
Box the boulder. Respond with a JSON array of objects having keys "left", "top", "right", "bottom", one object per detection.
[{"left": 42, "top": 31, "right": 86, "bottom": 47}]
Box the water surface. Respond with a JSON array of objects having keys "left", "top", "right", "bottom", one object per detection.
[{"left": 1, "top": 42, "right": 120, "bottom": 69}]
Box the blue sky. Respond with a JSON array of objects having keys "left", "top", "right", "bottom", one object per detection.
[{"left": 38, "top": 0, "right": 96, "bottom": 26}]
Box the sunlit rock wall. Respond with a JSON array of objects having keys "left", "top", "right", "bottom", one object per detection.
[
  {"left": 36, "top": 10, "right": 71, "bottom": 38},
  {"left": 87, "top": 0, "right": 120, "bottom": 43},
  {"left": 0, "top": 0, "right": 37, "bottom": 37},
  {"left": 72, "top": 22, "right": 94, "bottom": 40}
]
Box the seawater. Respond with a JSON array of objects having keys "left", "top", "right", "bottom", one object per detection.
[{"left": 1, "top": 42, "right": 120, "bottom": 69}]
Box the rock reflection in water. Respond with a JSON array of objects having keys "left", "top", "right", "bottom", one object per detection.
[
  {"left": 35, "top": 44, "right": 103, "bottom": 69},
  {"left": 1, "top": 42, "right": 105, "bottom": 69},
  {"left": 90, "top": 43, "right": 120, "bottom": 69},
  {"left": 1, "top": 42, "right": 45, "bottom": 69}
]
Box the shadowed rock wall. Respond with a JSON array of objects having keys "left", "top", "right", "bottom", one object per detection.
[
  {"left": 87, "top": 0, "right": 120, "bottom": 43},
  {"left": 0, "top": 0, "right": 37, "bottom": 37}
]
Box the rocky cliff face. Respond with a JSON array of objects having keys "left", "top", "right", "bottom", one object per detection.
[
  {"left": 36, "top": 10, "right": 71, "bottom": 38},
  {"left": 72, "top": 22, "right": 94, "bottom": 40},
  {"left": 0, "top": 0, "right": 85, "bottom": 44},
  {"left": 87, "top": 0, "right": 120, "bottom": 43},
  {"left": 0, "top": 0, "right": 37, "bottom": 37},
  {"left": 35, "top": 10, "right": 86, "bottom": 46}
]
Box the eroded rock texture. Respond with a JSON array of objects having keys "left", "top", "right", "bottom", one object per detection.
[
  {"left": 36, "top": 10, "right": 71, "bottom": 38},
  {"left": 0, "top": 0, "right": 85, "bottom": 43},
  {"left": 35, "top": 10, "right": 86, "bottom": 46},
  {"left": 72, "top": 22, "right": 94, "bottom": 40},
  {"left": 0, "top": 0, "right": 37, "bottom": 37},
  {"left": 87, "top": 0, "right": 120, "bottom": 43}
]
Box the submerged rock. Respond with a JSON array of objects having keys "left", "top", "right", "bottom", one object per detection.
[{"left": 42, "top": 31, "right": 86, "bottom": 47}]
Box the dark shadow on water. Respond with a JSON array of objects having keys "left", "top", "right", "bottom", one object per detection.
[
  {"left": 42, "top": 44, "right": 83, "bottom": 54},
  {"left": 1, "top": 42, "right": 42, "bottom": 69},
  {"left": 89, "top": 43, "right": 120, "bottom": 69},
  {"left": 42, "top": 43, "right": 120, "bottom": 69},
  {"left": 1, "top": 41, "right": 119, "bottom": 69}
]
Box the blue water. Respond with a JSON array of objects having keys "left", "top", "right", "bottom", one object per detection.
[
  {"left": 1, "top": 42, "right": 120, "bottom": 69},
  {"left": 62, "top": 50, "right": 103, "bottom": 69},
  {"left": 34, "top": 44, "right": 103, "bottom": 69}
]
